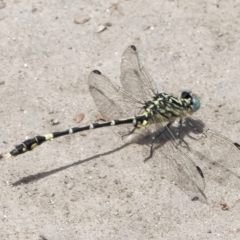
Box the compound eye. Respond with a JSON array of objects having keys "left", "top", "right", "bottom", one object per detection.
[
  {"left": 191, "top": 94, "right": 201, "bottom": 112},
  {"left": 181, "top": 90, "right": 191, "bottom": 99},
  {"left": 181, "top": 90, "right": 201, "bottom": 112}
]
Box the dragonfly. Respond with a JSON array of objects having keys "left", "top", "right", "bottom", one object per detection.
[{"left": 4, "top": 45, "right": 240, "bottom": 202}]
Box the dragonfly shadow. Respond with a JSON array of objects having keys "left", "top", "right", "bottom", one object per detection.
[{"left": 11, "top": 143, "right": 131, "bottom": 186}]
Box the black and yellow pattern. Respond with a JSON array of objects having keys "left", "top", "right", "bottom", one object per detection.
[{"left": 4, "top": 86, "right": 198, "bottom": 158}]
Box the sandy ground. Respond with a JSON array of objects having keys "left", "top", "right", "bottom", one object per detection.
[{"left": 1, "top": 0, "right": 240, "bottom": 239}]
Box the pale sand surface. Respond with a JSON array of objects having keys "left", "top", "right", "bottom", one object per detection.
[{"left": 1, "top": 1, "right": 240, "bottom": 239}]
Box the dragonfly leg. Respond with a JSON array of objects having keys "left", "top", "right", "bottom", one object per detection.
[
  {"left": 121, "top": 127, "right": 137, "bottom": 139},
  {"left": 144, "top": 123, "right": 172, "bottom": 162},
  {"left": 177, "top": 118, "right": 190, "bottom": 148}
]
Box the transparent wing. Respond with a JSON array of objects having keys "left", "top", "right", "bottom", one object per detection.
[
  {"left": 88, "top": 70, "right": 144, "bottom": 120},
  {"left": 176, "top": 116, "right": 240, "bottom": 187},
  {"left": 141, "top": 113, "right": 206, "bottom": 202},
  {"left": 154, "top": 117, "right": 206, "bottom": 201},
  {"left": 181, "top": 116, "right": 240, "bottom": 168},
  {"left": 148, "top": 143, "right": 207, "bottom": 202},
  {"left": 120, "top": 45, "right": 158, "bottom": 101}
]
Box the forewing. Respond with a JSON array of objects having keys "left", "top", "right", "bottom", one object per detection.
[
  {"left": 120, "top": 45, "right": 158, "bottom": 101},
  {"left": 88, "top": 70, "right": 126, "bottom": 120},
  {"left": 88, "top": 70, "right": 143, "bottom": 120}
]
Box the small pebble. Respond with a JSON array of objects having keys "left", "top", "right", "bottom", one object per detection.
[
  {"left": 220, "top": 203, "right": 229, "bottom": 211},
  {"left": 74, "top": 16, "right": 90, "bottom": 24},
  {"left": 75, "top": 113, "right": 85, "bottom": 123},
  {"left": 50, "top": 119, "right": 60, "bottom": 125},
  {"left": 96, "top": 24, "right": 107, "bottom": 33},
  {"left": 95, "top": 113, "right": 106, "bottom": 121},
  {"left": 66, "top": 181, "right": 75, "bottom": 190}
]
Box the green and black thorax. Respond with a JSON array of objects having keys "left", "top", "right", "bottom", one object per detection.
[{"left": 135, "top": 91, "right": 201, "bottom": 128}]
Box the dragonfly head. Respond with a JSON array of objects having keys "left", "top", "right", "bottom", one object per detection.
[{"left": 181, "top": 90, "right": 201, "bottom": 113}]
